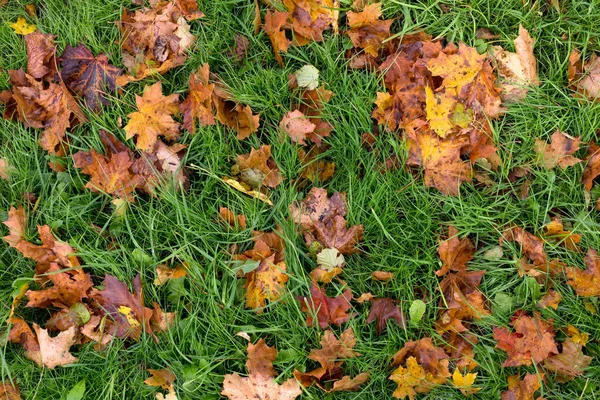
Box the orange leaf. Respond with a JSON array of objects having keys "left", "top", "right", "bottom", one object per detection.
[
  {"left": 534, "top": 131, "right": 581, "bottom": 170},
  {"left": 566, "top": 248, "right": 600, "bottom": 297}
]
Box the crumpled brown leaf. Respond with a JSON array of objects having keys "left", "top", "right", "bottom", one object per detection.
[
  {"left": 534, "top": 131, "right": 581, "bottom": 170},
  {"left": 346, "top": 3, "right": 393, "bottom": 57},
  {"left": 180, "top": 63, "right": 215, "bottom": 134},
  {"left": 543, "top": 338, "right": 592, "bottom": 382},
  {"left": 233, "top": 144, "right": 284, "bottom": 189},
  {"left": 0, "top": 382, "right": 21, "bottom": 400},
  {"left": 568, "top": 49, "right": 600, "bottom": 101},
  {"left": 436, "top": 225, "right": 475, "bottom": 276},
  {"left": 501, "top": 373, "right": 543, "bottom": 400}
]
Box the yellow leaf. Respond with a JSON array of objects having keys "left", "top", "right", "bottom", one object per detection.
[
  {"left": 222, "top": 176, "right": 273, "bottom": 206},
  {"left": 9, "top": 16, "right": 36, "bottom": 35},
  {"left": 452, "top": 369, "right": 476, "bottom": 387},
  {"left": 118, "top": 306, "right": 140, "bottom": 327},
  {"left": 566, "top": 325, "right": 589, "bottom": 346},
  {"left": 244, "top": 258, "right": 288, "bottom": 310},
  {"left": 425, "top": 87, "right": 459, "bottom": 138}
]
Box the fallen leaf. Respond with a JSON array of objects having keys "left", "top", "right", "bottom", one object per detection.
[
  {"left": 366, "top": 298, "right": 406, "bottom": 335},
  {"left": 493, "top": 311, "right": 558, "bottom": 367},
  {"left": 452, "top": 369, "right": 479, "bottom": 396},
  {"left": 534, "top": 131, "right": 581, "bottom": 170},
  {"left": 222, "top": 177, "right": 273, "bottom": 206},
  {"left": 295, "top": 65, "right": 319, "bottom": 90},
  {"left": 582, "top": 142, "right": 600, "bottom": 191},
  {"left": 9, "top": 16, "right": 36, "bottom": 35},
  {"left": 436, "top": 226, "right": 475, "bottom": 276},
  {"left": 263, "top": 11, "right": 291, "bottom": 65},
  {"left": 543, "top": 218, "right": 581, "bottom": 252},
  {"left": 154, "top": 264, "right": 187, "bottom": 286},
  {"left": 565, "top": 248, "right": 600, "bottom": 297},
  {"left": 25, "top": 263, "right": 93, "bottom": 309},
  {"left": 371, "top": 271, "right": 394, "bottom": 282},
  {"left": 145, "top": 369, "right": 177, "bottom": 399},
  {"left": 233, "top": 145, "right": 284, "bottom": 189},
  {"left": 0, "top": 382, "right": 21, "bottom": 400},
  {"left": 124, "top": 82, "right": 180, "bottom": 151},
  {"left": 567, "top": 49, "right": 600, "bottom": 101},
  {"left": 566, "top": 325, "right": 589, "bottom": 346},
  {"left": 212, "top": 84, "right": 260, "bottom": 140},
  {"left": 180, "top": 63, "right": 215, "bottom": 134},
  {"left": 290, "top": 187, "right": 364, "bottom": 254},
  {"left": 346, "top": 3, "right": 393, "bottom": 57},
  {"left": 279, "top": 110, "right": 316, "bottom": 145},
  {"left": 501, "top": 373, "right": 542, "bottom": 400},
  {"left": 490, "top": 25, "right": 539, "bottom": 101},
  {"left": 543, "top": 338, "right": 592, "bottom": 382},
  {"left": 59, "top": 44, "right": 122, "bottom": 112},
  {"left": 2, "top": 206, "right": 26, "bottom": 248},
  {"left": 299, "top": 283, "right": 354, "bottom": 328},
  {"left": 244, "top": 254, "right": 288, "bottom": 311},
  {"left": 25, "top": 32, "right": 56, "bottom": 80},
  {"left": 0, "top": 158, "right": 13, "bottom": 180},
  {"left": 536, "top": 290, "right": 562, "bottom": 310},
  {"left": 311, "top": 248, "right": 344, "bottom": 283},
  {"left": 222, "top": 339, "right": 301, "bottom": 400},
  {"left": 500, "top": 225, "right": 546, "bottom": 266},
  {"left": 219, "top": 207, "right": 247, "bottom": 230}
]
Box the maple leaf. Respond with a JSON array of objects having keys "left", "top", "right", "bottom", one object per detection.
[
  {"left": 2, "top": 205, "right": 26, "bottom": 248},
  {"left": 222, "top": 339, "right": 302, "bottom": 400},
  {"left": 567, "top": 49, "right": 600, "bottom": 101},
  {"left": 9, "top": 318, "right": 78, "bottom": 369},
  {"left": 346, "top": 3, "right": 393, "bottom": 57},
  {"left": 124, "top": 82, "right": 180, "bottom": 151},
  {"left": 145, "top": 368, "right": 177, "bottom": 399},
  {"left": 299, "top": 283, "right": 354, "bottom": 328},
  {"left": 294, "top": 328, "right": 369, "bottom": 392},
  {"left": 0, "top": 382, "right": 21, "bottom": 400},
  {"left": 58, "top": 44, "right": 122, "bottom": 112},
  {"left": 180, "top": 64, "right": 215, "bottom": 134},
  {"left": 566, "top": 248, "right": 600, "bottom": 297},
  {"left": 283, "top": 0, "right": 335, "bottom": 44},
  {"left": 311, "top": 248, "right": 344, "bottom": 283},
  {"left": 428, "top": 43, "right": 486, "bottom": 94},
  {"left": 500, "top": 225, "right": 546, "bottom": 266},
  {"left": 452, "top": 369, "right": 479, "bottom": 396},
  {"left": 234, "top": 230, "right": 285, "bottom": 264},
  {"left": 442, "top": 332, "right": 479, "bottom": 372},
  {"left": 543, "top": 217, "right": 581, "bottom": 252},
  {"left": 290, "top": 187, "right": 364, "bottom": 254},
  {"left": 154, "top": 263, "right": 187, "bottom": 286},
  {"left": 287, "top": 79, "right": 334, "bottom": 146},
  {"left": 493, "top": 311, "right": 558, "bottom": 367},
  {"left": 371, "top": 271, "right": 394, "bottom": 282},
  {"left": 297, "top": 146, "right": 335, "bottom": 184},
  {"left": 218, "top": 207, "right": 247, "bottom": 230},
  {"left": 9, "top": 16, "right": 36, "bottom": 35},
  {"left": 244, "top": 254, "right": 288, "bottom": 311},
  {"left": 501, "top": 373, "right": 542, "bottom": 400},
  {"left": 536, "top": 290, "right": 562, "bottom": 310},
  {"left": 543, "top": 338, "right": 592, "bottom": 382},
  {"left": 436, "top": 226, "right": 475, "bottom": 276},
  {"left": 89, "top": 273, "right": 154, "bottom": 340},
  {"left": 534, "top": 130, "right": 581, "bottom": 170},
  {"left": 116, "top": 0, "right": 202, "bottom": 85},
  {"left": 366, "top": 298, "right": 406, "bottom": 335},
  {"left": 263, "top": 11, "right": 291, "bottom": 65},
  {"left": 25, "top": 263, "right": 93, "bottom": 309},
  {"left": 279, "top": 110, "right": 316, "bottom": 145},
  {"left": 233, "top": 145, "right": 284, "bottom": 189},
  {"left": 25, "top": 32, "right": 56, "bottom": 80},
  {"left": 0, "top": 158, "right": 13, "bottom": 180},
  {"left": 212, "top": 85, "right": 260, "bottom": 140},
  {"left": 582, "top": 142, "right": 600, "bottom": 191},
  {"left": 490, "top": 25, "right": 539, "bottom": 102}
]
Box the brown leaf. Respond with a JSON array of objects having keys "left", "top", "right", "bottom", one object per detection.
[
  {"left": 366, "top": 298, "right": 406, "bottom": 335},
  {"left": 154, "top": 264, "right": 187, "bottom": 286},
  {"left": 493, "top": 312, "right": 558, "bottom": 367},
  {"left": 536, "top": 290, "right": 562, "bottom": 310},
  {"left": 218, "top": 207, "right": 247, "bottom": 229},
  {"left": 543, "top": 218, "right": 581, "bottom": 252},
  {"left": 58, "top": 44, "right": 122, "bottom": 112},
  {"left": 25, "top": 263, "right": 93, "bottom": 309},
  {"left": 0, "top": 382, "right": 21, "bottom": 400},
  {"left": 181, "top": 64, "right": 215, "bottom": 134},
  {"left": 150, "top": 302, "right": 176, "bottom": 333},
  {"left": 346, "top": 3, "right": 393, "bottom": 57},
  {"left": 566, "top": 248, "right": 600, "bottom": 297},
  {"left": 222, "top": 339, "right": 301, "bottom": 400},
  {"left": 228, "top": 34, "right": 250, "bottom": 62},
  {"left": 234, "top": 145, "right": 284, "bottom": 189},
  {"left": 299, "top": 283, "right": 354, "bottom": 328},
  {"left": 288, "top": 81, "right": 333, "bottom": 146},
  {"left": 371, "top": 271, "right": 394, "bottom": 281},
  {"left": 283, "top": 0, "right": 335, "bottom": 45},
  {"left": 263, "top": 11, "right": 291, "bottom": 65},
  {"left": 501, "top": 225, "right": 546, "bottom": 266},
  {"left": 2, "top": 205, "right": 26, "bottom": 248},
  {"left": 543, "top": 338, "right": 592, "bottom": 382},
  {"left": 290, "top": 187, "right": 364, "bottom": 254},
  {"left": 297, "top": 146, "right": 335, "bottom": 184},
  {"left": 567, "top": 49, "right": 600, "bottom": 101},
  {"left": 436, "top": 226, "right": 475, "bottom": 276},
  {"left": 490, "top": 25, "right": 539, "bottom": 102},
  {"left": 212, "top": 84, "right": 260, "bottom": 140},
  {"left": 145, "top": 369, "right": 176, "bottom": 390},
  {"left": 124, "top": 81, "right": 180, "bottom": 151},
  {"left": 25, "top": 32, "right": 56, "bottom": 80},
  {"left": 501, "top": 373, "right": 542, "bottom": 400},
  {"left": 582, "top": 142, "right": 600, "bottom": 191},
  {"left": 279, "top": 110, "right": 316, "bottom": 145},
  {"left": 534, "top": 131, "right": 581, "bottom": 170},
  {"left": 0, "top": 158, "right": 13, "bottom": 180}
]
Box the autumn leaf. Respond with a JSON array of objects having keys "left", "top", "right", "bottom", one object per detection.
[
  {"left": 0, "top": 158, "right": 13, "bottom": 180},
  {"left": 145, "top": 368, "right": 177, "bottom": 399},
  {"left": 490, "top": 25, "right": 539, "bottom": 102},
  {"left": 537, "top": 290, "right": 562, "bottom": 310},
  {"left": 452, "top": 369, "right": 479, "bottom": 396},
  {"left": 180, "top": 64, "right": 215, "bottom": 134},
  {"left": 365, "top": 298, "right": 406, "bottom": 335},
  {"left": 501, "top": 373, "right": 542, "bottom": 400},
  {"left": 582, "top": 142, "right": 600, "bottom": 191},
  {"left": 279, "top": 110, "right": 316, "bottom": 145},
  {"left": 233, "top": 145, "right": 284, "bottom": 189},
  {"left": 287, "top": 78, "right": 333, "bottom": 146},
  {"left": 154, "top": 264, "right": 187, "bottom": 287},
  {"left": 346, "top": 3, "right": 393, "bottom": 57},
  {"left": 543, "top": 218, "right": 581, "bottom": 252},
  {"left": 263, "top": 11, "right": 291, "bottom": 65},
  {"left": 58, "top": 44, "right": 122, "bottom": 112},
  {"left": 244, "top": 254, "right": 288, "bottom": 311},
  {"left": 290, "top": 187, "right": 364, "bottom": 254},
  {"left": 436, "top": 226, "right": 475, "bottom": 276},
  {"left": 311, "top": 248, "right": 344, "bottom": 283},
  {"left": 25, "top": 263, "right": 93, "bottom": 309},
  {"left": 299, "top": 283, "right": 354, "bottom": 328},
  {"left": 566, "top": 325, "right": 589, "bottom": 346},
  {"left": 371, "top": 271, "right": 394, "bottom": 282},
  {"left": 567, "top": 49, "right": 600, "bottom": 101},
  {"left": 534, "top": 131, "right": 581, "bottom": 170},
  {"left": 565, "top": 248, "right": 600, "bottom": 297},
  {"left": 212, "top": 84, "right": 260, "bottom": 140},
  {"left": 124, "top": 82, "right": 180, "bottom": 151},
  {"left": 2, "top": 205, "right": 26, "bottom": 248},
  {"left": 25, "top": 32, "right": 56, "bottom": 80},
  {"left": 9, "top": 16, "right": 36, "bottom": 35},
  {"left": 8, "top": 319, "right": 78, "bottom": 369},
  {"left": 283, "top": 0, "right": 335, "bottom": 45},
  {"left": 218, "top": 207, "right": 247, "bottom": 230},
  {"left": 297, "top": 146, "right": 335, "bottom": 184},
  {"left": 493, "top": 311, "right": 558, "bottom": 367},
  {"left": 0, "top": 382, "right": 21, "bottom": 400},
  {"left": 223, "top": 177, "right": 273, "bottom": 206},
  {"left": 543, "top": 338, "right": 592, "bottom": 382},
  {"left": 443, "top": 332, "right": 479, "bottom": 372},
  {"left": 222, "top": 339, "right": 302, "bottom": 400},
  {"left": 500, "top": 225, "right": 546, "bottom": 266}
]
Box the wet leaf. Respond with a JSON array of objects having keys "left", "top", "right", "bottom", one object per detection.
[{"left": 366, "top": 298, "right": 406, "bottom": 335}]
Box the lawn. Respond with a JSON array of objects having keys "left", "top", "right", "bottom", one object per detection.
[{"left": 1, "top": 0, "right": 600, "bottom": 399}]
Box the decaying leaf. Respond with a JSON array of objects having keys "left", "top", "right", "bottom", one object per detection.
[
  {"left": 287, "top": 76, "right": 334, "bottom": 146},
  {"left": 297, "top": 146, "right": 335, "bottom": 184},
  {"left": 25, "top": 32, "right": 56, "bottom": 80},
  {"left": 311, "top": 248, "right": 344, "bottom": 283},
  {"left": 223, "top": 177, "right": 273, "bottom": 206},
  {"left": 180, "top": 63, "right": 215, "bottom": 134},
  {"left": 534, "top": 131, "right": 581, "bottom": 170},
  {"left": 2, "top": 206, "right": 26, "bottom": 248},
  {"left": 346, "top": 3, "right": 393, "bottom": 57},
  {"left": 436, "top": 226, "right": 475, "bottom": 276},
  {"left": 59, "top": 44, "right": 122, "bottom": 112},
  {"left": 279, "top": 110, "right": 317, "bottom": 145},
  {"left": 493, "top": 311, "right": 558, "bottom": 367},
  {"left": 537, "top": 290, "right": 562, "bottom": 310},
  {"left": 567, "top": 49, "right": 600, "bottom": 101},
  {"left": 212, "top": 83, "right": 260, "bottom": 140},
  {"left": 222, "top": 339, "right": 302, "bottom": 400},
  {"left": 145, "top": 369, "right": 177, "bottom": 399},
  {"left": 290, "top": 187, "right": 364, "bottom": 254},
  {"left": 299, "top": 283, "right": 354, "bottom": 328},
  {"left": 263, "top": 11, "right": 291, "bottom": 65},
  {"left": 566, "top": 325, "right": 589, "bottom": 346},
  {"left": 490, "top": 25, "right": 539, "bottom": 101},
  {"left": 218, "top": 207, "right": 247, "bottom": 229},
  {"left": 565, "top": 248, "right": 600, "bottom": 297},
  {"left": 389, "top": 338, "right": 451, "bottom": 399},
  {"left": 501, "top": 373, "right": 542, "bottom": 400},
  {"left": 0, "top": 382, "right": 21, "bottom": 400},
  {"left": 154, "top": 264, "right": 187, "bottom": 286},
  {"left": 543, "top": 338, "right": 592, "bottom": 382},
  {"left": 501, "top": 225, "right": 546, "bottom": 266},
  {"left": 295, "top": 64, "right": 319, "bottom": 90},
  {"left": 366, "top": 298, "right": 406, "bottom": 335},
  {"left": 371, "top": 271, "right": 394, "bottom": 282},
  {"left": 244, "top": 254, "right": 288, "bottom": 311},
  {"left": 452, "top": 369, "right": 479, "bottom": 396},
  {"left": 543, "top": 218, "right": 581, "bottom": 252},
  {"left": 116, "top": 0, "right": 203, "bottom": 85},
  {"left": 25, "top": 263, "right": 93, "bottom": 309},
  {"left": 233, "top": 145, "right": 284, "bottom": 189},
  {"left": 124, "top": 82, "right": 180, "bottom": 151},
  {"left": 582, "top": 142, "right": 600, "bottom": 191},
  {"left": 294, "top": 328, "right": 369, "bottom": 392}
]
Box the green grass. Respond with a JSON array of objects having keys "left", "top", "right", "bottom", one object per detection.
[{"left": 2, "top": 0, "right": 600, "bottom": 398}]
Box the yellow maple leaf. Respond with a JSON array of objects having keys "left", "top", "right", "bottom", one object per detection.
[
  {"left": 425, "top": 87, "right": 459, "bottom": 138},
  {"left": 9, "top": 16, "right": 36, "bottom": 35},
  {"left": 427, "top": 44, "right": 485, "bottom": 94},
  {"left": 118, "top": 305, "right": 140, "bottom": 327},
  {"left": 389, "top": 356, "right": 426, "bottom": 400},
  {"left": 566, "top": 325, "right": 589, "bottom": 346},
  {"left": 222, "top": 176, "right": 273, "bottom": 206},
  {"left": 245, "top": 258, "right": 288, "bottom": 310}
]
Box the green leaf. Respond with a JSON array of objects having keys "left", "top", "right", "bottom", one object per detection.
[
  {"left": 131, "top": 248, "right": 153, "bottom": 266},
  {"left": 494, "top": 292, "right": 515, "bottom": 314},
  {"left": 66, "top": 380, "right": 86, "bottom": 400},
  {"left": 295, "top": 65, "right": 319, "bottom": 90},
  {"left": 409, "top": 300, "right": 426, "bottom": 323}
]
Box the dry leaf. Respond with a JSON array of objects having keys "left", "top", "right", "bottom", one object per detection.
[
  {"left": 566, "top": 248, "right": 600, "bottom": 297},
  {"left": 501, "top": 373, "right": 542, "bottom": 400},
  {"left": 234, "top": 145, "right": 284, "bottom": 189},
  {"left": 436, "top": 226, "right": 475, "bottom": 276},
  {"left": 180, "top": 64, "right": 215, "bottom": 134},
  {"left": 346, "top": 3, "right": 393, "bottom": 57},
  {"left": 154, "top": 264, "right": 187, "bottom": 286},
  {"left": 366, "top": 298, "right": 406, "bottom": 335},
  {"left": 299, "top": 283, "right": 354, "bottom": 328},
  {"left": 371, "top": 271, "right": 394, "bottom": 282},
  {"left": 9, "top": 16, "right": 36, "bottom": 35},
  {"left": 534, "top": 131, "right": 581, "bottom": 170}
]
